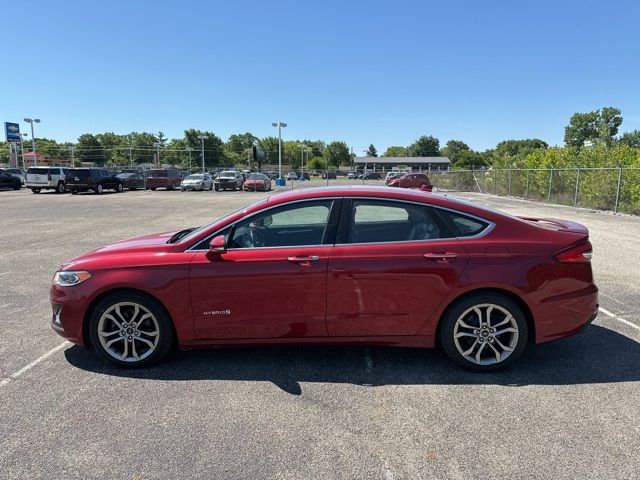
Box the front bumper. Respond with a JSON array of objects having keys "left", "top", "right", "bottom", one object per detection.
[
  {"left": 182, "top": 184, "right": 203, "bottom": 190},
  {"left": 50, "top": 284, "right": 86, "bottom": 345}
]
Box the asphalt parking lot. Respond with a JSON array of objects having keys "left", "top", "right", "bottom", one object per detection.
[{"left": 1, "top": 182, "right": 639, "bottom": 480}]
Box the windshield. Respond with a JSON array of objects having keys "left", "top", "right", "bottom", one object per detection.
[
  {"left": 27, "top": 167, "right": 50, "bottom": 174},
  {"left": 247, "top": 173, "right": 264, "bottom": 179},
  {"left": 219, "top": 171, "right": 236, "bottom": 176},
  {"left": 116, "top": 173, "right": 133, "bottom": 178},
  {"left": 186, "top": 174, "right": 203, "bottom": 180}
]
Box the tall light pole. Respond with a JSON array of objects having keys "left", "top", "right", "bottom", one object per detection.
[
  {"left": 271, "top": 121, "right": 287, "bottom": 181},
  {"left": 128, "top": 136, "right": 134, "bottom": 169},
  {"left": 300, "top": 144, "right": 307, "bottom": 180},
  {"left": 187, "top": 147, "right": 193, "bottom": 172},
  {"left": 20, "top": 133, "right": 28, "bottom": 170},
  {"left": 23, "top": 118, "right": 40, "bottom": 166},
  {"left": 153, "top": 142, "right": 160, "bottom": 167},
  {"left": 197, "top": 135, "right": 208, "bottom": 174},
  {"left": 69, "top": 145, "right": 76, "bottom": 167}
]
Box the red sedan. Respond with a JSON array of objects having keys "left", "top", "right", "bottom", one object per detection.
[
  {"left": 388, "top": 172, "right": 433, "bottom": 191},
  {"left": 50, "top": 186, "right": 598, "bottom": 371},
  {"left": 243, "top": 173, "right": 272, "bottom": 192}
]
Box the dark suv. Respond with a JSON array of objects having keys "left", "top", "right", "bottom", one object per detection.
[
  {"left": 66, "top": 168, "right": 124, "bottom": 194},
  {"left": 0, "top": 168, "right": 22, "bottom": 190},
  {"left": 146, "top": 169, "right": 182, "bottom": 190}
]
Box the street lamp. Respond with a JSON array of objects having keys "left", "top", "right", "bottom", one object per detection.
[
  {"left": 153, "top": 142, "right": 160, "bottom": 167},
  {"left": 20, "top": 133, "right": 28, "bottom": 170},
  {"left": 271, "top": 121, "right": 287, "bottom": 181},
  {"left": 197, "top": 135, "right": 208, "bottom": 174},
  {"left": 186, "top": 147, "right": 193, "bottom": 172},
  {"left": 300, "top": 144, "right": 307, "bottom": 181},
  {"left": 23, "top": 118, "right": 41, "bottom": 166}
]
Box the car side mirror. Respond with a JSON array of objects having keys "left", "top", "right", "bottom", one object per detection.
[{"left": 207, "top": 235, "right": 227, "bottom": 260}]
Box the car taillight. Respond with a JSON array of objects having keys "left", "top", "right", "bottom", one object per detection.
[{"left": 555, "top": 241, "right": 592, "bottom": 263}]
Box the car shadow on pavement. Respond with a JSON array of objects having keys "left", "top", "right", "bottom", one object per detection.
[{"left": 65, "top": 324, "right": 639, "bottom": 395}]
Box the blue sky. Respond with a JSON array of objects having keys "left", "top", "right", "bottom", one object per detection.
[{"left": 2, "top": 0, "right": 639, "bottom": 152}]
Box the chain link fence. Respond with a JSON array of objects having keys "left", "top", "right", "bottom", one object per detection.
[{"left": 430, "top": 168, "right": 640, "bottom": 215}]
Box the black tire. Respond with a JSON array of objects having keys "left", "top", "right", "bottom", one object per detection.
[
  {"left": 71, "top": 190, "right": 78, "bottom": 195},
  {"left": 214, "top": 185, "right": 219, "bottom": 191},
  {"left": 56, "top": 182, "right": 66, "bottom": 194},
  {"left": 88, "top": 292, "right": 175, "bottom": 368},
  {"left": 150, "top": 187, "right": 156, "bottom": 191},
  {"left": 116, "top": 183, "right": 124, "bottom": 193},
  {"left": 95, "top": 183, "right": 103, "bottom": 194},
  {"left": 13, "top": 183, "right": 21, "bottom": 190},
  {"left": 31, "top": 188, "right": 41, "bottom": 194},
  {"left": 439, "top": 292, "right": 528, "bottom": 372}
]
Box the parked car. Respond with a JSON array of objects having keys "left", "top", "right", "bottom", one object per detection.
[
  {"left": 335, "top": 170, "right": 348, "bottom": 177},
  {"left": 286, "top": 171, "right": 298, "bottom": 181},
  {"left": 361, "top": 172, "right": 382, "bottom": 180},
  {"left": 321, "top": 171, "right": 337, "bottom": 179},
  {"left": 50, "top": 186, "right": 598, "bottom": 371},
  {"left": 385, "top": 171, "right": 404, "bottom": 184},
  {"left": 116, "top": 172, "right": 146, "bottom": 190},
  {"left": 387, "top": 172, "right": 433, "bottom": 191},
  {"left": 5, "top": 168, "right": 26, "bottom": 185},
  {"left": 146, "top": 169, "right": 182, "bottom": 190},
  {"left": 181, "top": 173, "right": 213, "bottom": 191},
  {"left": 265, "top": 171, "right": 278, "bottom": 180},
  {"left": 66, "top": 168, "right": 124, "bottom": 194},
  {"left": 309, "top": 170, "right": 321, "bottom": 177},
  {"left": 26, "top": 166, "right": 69, "bottom": 193},
  {"left": 243, "top": 173, "right": 272, "bottom": 191},
  {"left": 214, "top": 170, "right": 244, "bottom": 191},
  {"left": 347, "top": 171, "right": 357, "bottom": 179},
  {"left": 0, "top": 168, "right": 22, "bottom": 190}
]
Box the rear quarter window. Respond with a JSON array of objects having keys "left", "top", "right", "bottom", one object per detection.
[{"left": 436, "top": 208, "right": 490, "bottom": 237}]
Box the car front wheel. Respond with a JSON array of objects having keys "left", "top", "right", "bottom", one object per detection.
[
  {"left": 439, "top": 293, "right": 528, "bottom": 372},
  {"left": 95, "top": 184, "right": 103, "bottom": 194},
  {"left": 116, "top": 183, "right": 123, "bottom": 193},
  {"left": 88, "top": 292, "right": 174, "bottom": 367}
]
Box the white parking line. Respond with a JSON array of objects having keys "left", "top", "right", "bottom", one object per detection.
[
  {"left": 598, "top": 307, "right": 640, "bottom": 332},
  {"left": 0, "top": 341, "right": 70, "bottom": 388},
  {"left": 0, "top": 271, "right": 10, "bottom": 276}
]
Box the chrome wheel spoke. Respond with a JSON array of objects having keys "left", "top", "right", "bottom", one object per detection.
[
  {"left": 138, "top": 329, "right": 159, "bottom": 337},
  {"left": 105, "top": 336, "right": 124, "bottom": 349},
  {"left": 131, "top": 339, "right": 140, "bottom": 360},
  {"left": 457, "top": 319, "right": 477, "bottom": 330},
  {"left": 103, "top": 313, "right": 122, "bottom": 329},
  {"left": 135, "top": 336, "right": 155, "bottom": 349},
  {"left": 487, "top": 342, "right": 502, "bottom": 363},
  {"left": 494, "top": 327, "right": 517, "bottom": 336},
  {"left": 99, "top": 329, "right": 120, "bottom": 338},
  {"left": 461, "top": 340, "right": 479, "bottom": 356},
  {"left": 492, "top": 315, "right": 512, "bottom": 329},
  {"left": 455, "top": 332, "right": 477, "bottom": 339},
  {"left": 485, "top": 305, "right": 494, "bottom": 327},
  {"left": 120, "top": 339, "right": 129, "bottom": 360},
  {"left": 494, "top": 337, "right": 514, "bottom": 353},
  {"left": 474, "top": 342, "right": 487, "bottom": 364}
]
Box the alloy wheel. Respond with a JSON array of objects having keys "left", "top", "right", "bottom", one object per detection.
[
  {"left": 97, "top": 302, "right": 160, "bottom": 363},
  {"left": 452, "top": 303, "right": 519, "bottom": 366}
]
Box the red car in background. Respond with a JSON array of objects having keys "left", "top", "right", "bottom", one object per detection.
[
  {"left": 388, "top": 172, "right": 433, "bottom": 191},
  {"left": 50, "top": 186, "right": 597, "bottom": 371},
  {"left": 146, "top": 168, "right": 182, "bottom": 190},
  {"left": 243, "top": 173, "right": 272, "bottom": 192}
]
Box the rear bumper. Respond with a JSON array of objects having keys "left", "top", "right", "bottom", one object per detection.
[{"left": 532, "top": 284, "right": 599, "bottom": 343}]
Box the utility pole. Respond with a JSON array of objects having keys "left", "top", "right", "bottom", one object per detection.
[
  {"left": 187, "top": 147, "right": 193, "bottom": 172},
  {"left": 197, "top": 135, "right": 209, "bottom": 174},
  {"left": 69, "top": 146, "right": 76, "bottom": 167},
  {"left": 271, "top": 121, "right": 287, "bottom": 182}
]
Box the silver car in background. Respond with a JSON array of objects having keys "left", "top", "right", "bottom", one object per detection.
[{"left": 181, "top": 173, "right": 213, "bottom": 191}]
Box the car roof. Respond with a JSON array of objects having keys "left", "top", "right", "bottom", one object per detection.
[{"left": 260, "top": 186, "right": 511, "bottom": 222}]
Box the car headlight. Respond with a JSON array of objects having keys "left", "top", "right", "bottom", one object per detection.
[{"left": 53, "top": 271, "right": 92, "bottom": 287}]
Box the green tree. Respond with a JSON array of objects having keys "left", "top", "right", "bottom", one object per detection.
[
  {"left": 382, "top": 146, "right": 408, "bottom": 157},
  {"left": 441, "top": 140, "right": 470, "bottom": 163},
  {"left": 226, "top": 132, "right": 259, "bottom": 156},
  {"left": 408, "top": 135, "right": 440, "bottom": 156},
  {"left": 494, "top": 139, "right": 548, "bottom": 157},
  {"left": 324, "top": 141, "right": 350, "bottom": 168},
  {"left": 619, "top": 130, "right": 640, "bottom": 148},
  {"left": 259, "top": 136, "right": 281, "bottom": 165},
  {"left": 564, "top": 107, "right": 622, "bottom": 147},
  {"left": 307, "top": 156, "right": 327, "bottom": 170},
  {"left": 366, "top": 144, "right": 378, "bottom": 157},
  {"left": 183, "top": 129, "right": 224, "bottom": 168},
  {"left": 77, "top": 133, "right": 106, "bottom": 164}
]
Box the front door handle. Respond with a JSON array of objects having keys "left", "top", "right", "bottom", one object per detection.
[
  {"left": 288, "top": 255, "right": 320, "bottom": 265},
  {"left": 424, "top": 252, "right": 458, "bottom": 263}
]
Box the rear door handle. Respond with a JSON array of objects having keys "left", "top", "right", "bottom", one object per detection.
[
  {"left": 288, "top": 255, "right": 320, "bottom": 264},
  {"left": 424, "top": 252, "right": 458, "bottom": 263}
]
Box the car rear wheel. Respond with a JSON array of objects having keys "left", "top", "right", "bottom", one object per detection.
[
  {"left": 56, "top": 182, "right": 65, "bottom": 194},
  {"left": 31, "top": 188, "right": 41, "bottom": 194},
  {"left": 116, "top": 183, "right": 124, "bottom": 193},
  {"left": 214, "top": 185, "right": 219, "bottom": 191},
  {"left": 95, "top": 184, "right": 103, "bottom": 194},
  {"left": 439, "top": 293, "right": 528, "bottom": 372},
  {"left": 89, "top": 292, "right": 174, "bottom": 368}
]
